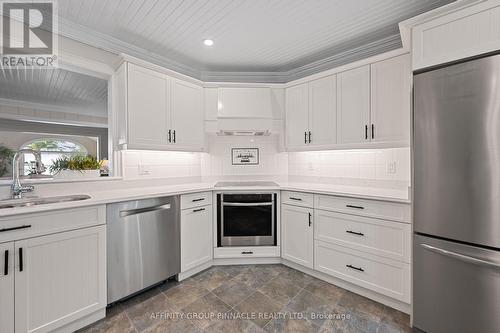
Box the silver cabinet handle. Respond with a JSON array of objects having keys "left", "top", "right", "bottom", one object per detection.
[
  {"left": 222, "top": 202, "right": 273, "bottom": 207},
  {"left": 192, "top": 198, "right": 205, "bottom": 202},
  {"left": 193, "top": 208, "right": 205, "bottom": 213},
  {"left": 421, "top": 244, "right": 500, "bottom": 269},
  {"left": 120, "top": 204, "right": 171, "bottom": 217},
  {"left": 289, "top": 197, "right": 302, "bottom": 201}
]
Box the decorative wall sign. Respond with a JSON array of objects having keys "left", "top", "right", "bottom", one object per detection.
[{"left": 231, "top": 148, "right": 259, "bottom": 165}]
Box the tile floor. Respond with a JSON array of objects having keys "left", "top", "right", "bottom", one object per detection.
[{"left": 78, "top": 264, "right": 411, "bottom": 333}]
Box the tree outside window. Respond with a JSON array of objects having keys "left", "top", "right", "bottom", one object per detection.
[{"left": 21, "top": 138, "right": 89, "bottom": 176}]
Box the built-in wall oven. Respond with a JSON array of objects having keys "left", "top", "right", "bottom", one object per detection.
[{"left": 217, "top": 192, "right": 277, "bottom": 247}]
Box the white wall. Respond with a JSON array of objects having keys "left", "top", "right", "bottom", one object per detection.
[
  {"left": 288, "top": 147, "right": 410, "bottom": 183},
  {"left": 200, "top": 134, "right": 288, "bottom": 179}
]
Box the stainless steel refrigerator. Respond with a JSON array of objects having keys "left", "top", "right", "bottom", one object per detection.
[{"left": 413, "top": 54, "right": 500, "bottom": 333}]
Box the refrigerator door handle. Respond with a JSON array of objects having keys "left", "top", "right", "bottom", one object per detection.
[{"left": 421, "top": 243, "right": 500, "bottom": 269}]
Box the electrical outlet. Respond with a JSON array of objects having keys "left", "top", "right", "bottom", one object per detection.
[{"left": 387, "top": 161, "right": 397, "bottom": 174}]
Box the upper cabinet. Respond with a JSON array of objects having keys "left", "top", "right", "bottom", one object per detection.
[
  {"left": 337, "top": 65, "right": 370, "bottom": 144},
  {"left": 285, "top": 83, "right": 309, "bottom": 148},
  {"left": 115, "top": 62, "right": 205, "bottom": 151},
  {"left": 370, "top": 55, "right": 410, "bottom": 143},
  {"left": 285, "top": 75, "right": 337, "bottom": 149},
  {"left": 412, "top": 1, "right": 500, "bottom": 70},
  {"left": 285, "top": 54, "right": 410, "bottom": 151},
  {"left": 170, "top": 79, "right": 204, "bottom": 149}
]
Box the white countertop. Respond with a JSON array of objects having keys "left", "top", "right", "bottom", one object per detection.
[{"left": 0, "top": 180, "right": 410, "bottom": 218}]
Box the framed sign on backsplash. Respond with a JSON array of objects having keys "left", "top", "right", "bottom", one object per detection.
[{"left": 231, "top": 148, "right": 259, "bottom": 165}]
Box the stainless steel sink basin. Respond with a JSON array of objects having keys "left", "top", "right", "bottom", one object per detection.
[{"left": 0, "top": 194, "right": 91, "bottom": 209}]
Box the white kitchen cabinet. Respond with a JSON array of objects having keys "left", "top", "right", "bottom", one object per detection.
[
  {"left": 336, "top": 65, "right": 371, "bottom": 144},
  {"left": 314, "top": 240, "right": 410, "bottom": 303},
  {"left": 127, "top": 63, "right": 169, "bottom": 148},
  {"left": 0, "top": 242, "right": 14, "bottom": 333},
  {"left": 285, "top": 76, "right": 337, "bottom": 149},
  {"left": 14, "top": 225, "right": 106, "bottom": 333},
  {"left": 281, "top": 204, "right": 314, "bottom": 269},
  {"left": 412, "top": 1, "right": 500, "bottom": 70},
  {"left": 285, "top": 83, "right": 309, "bottom": 148},
  {"left": 309, "top": 76, "right": 337, "bottom": 146},
  {"left": 115, "top": 61, "right": 205, "bottom": 151},
  {"left": 170, "top": 79, "right": 204, "bottom": 148},
  {"left": 370, "top": 55, "right": 410, "bottom": 144},
  {"left": 181, "top": 203, "right": 212, "bottom": 273}
]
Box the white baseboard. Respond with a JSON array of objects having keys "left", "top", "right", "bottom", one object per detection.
[
  {"left": 54, "top": 309, "right": 106, "bottom": 333},
  {"left": 281, "top": 259, "right": 411, "bottom": 314}
]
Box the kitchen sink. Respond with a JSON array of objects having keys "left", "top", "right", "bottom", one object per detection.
[{"left": 0, "top": 194, "right": 91, "bottom": 209}]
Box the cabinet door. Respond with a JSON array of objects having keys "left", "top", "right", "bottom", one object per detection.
[
  {"left": 309, "top": 75, "right": 337, "bottom": 146},
  {"left": 285, "top": 83, "right": 309, "bottom": 148},
  {"left": 15, "top": 226, "right": 106, "bottom": 333},
  {"left": 370, "top": 55, "right": 410, "bottom": 143},
  {"left": 127, "top": 63, "right": 169, "bottom": 148},
  {"left": 170, "top": 79, "right": 205, "bottom": 149},
  {"left": 281, "top": 204, "right": 313, "bottom": 268},
  {"left": 337, "top": 65, "right": 370, "bottom": 144},
  {"left": 181, "top": 205, "right": 212, "bottom": 272},
  {"left": 0, "top": 242, "right": 14, "bottom": 333}
]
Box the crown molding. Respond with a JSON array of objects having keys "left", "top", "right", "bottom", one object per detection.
[{"left": 57, "top": 16, "right": 406, "bottom": 84}]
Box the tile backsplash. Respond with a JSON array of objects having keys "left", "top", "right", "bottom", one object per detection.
[
  {"left": 288, "top": 147, "right": 410, "bottom": 183},
  {"left": 201, "top": 134, "right": 288, "bottom": 178},
  {"left": 121, "top": 142, "right": 410, "bottom": 185},
  {"left": 122, "top": 150, "right": 202, "bottom": 179}
]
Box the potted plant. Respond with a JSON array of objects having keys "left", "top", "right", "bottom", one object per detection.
[{"left": 50, "top": 155, "right": 102, "bottom": 179}]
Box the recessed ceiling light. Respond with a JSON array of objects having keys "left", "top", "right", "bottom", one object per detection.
[{"left": 203, "top": 39, "right": 214, "bottom": 46}]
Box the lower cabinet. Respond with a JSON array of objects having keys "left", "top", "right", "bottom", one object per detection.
[
  {"left": 0, "top": 242, "right": 14, "bottom": 333},
  {"left": 281, "top": 204, "right": 314, "bottom": 269},
  {"left": 1, "top": 225, "right": 106, "bottom": 333},
  {"left": 315, "top": 240, "right": 410, "bottom": 303},
  {"left": 181, "top": 203, "right": 212, "bottom": 273}
]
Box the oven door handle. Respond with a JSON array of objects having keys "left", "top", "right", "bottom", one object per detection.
[{"left": 222, "top": 202, "right": 273, "bottom": 207}]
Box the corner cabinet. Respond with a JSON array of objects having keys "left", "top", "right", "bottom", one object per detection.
[
  {"left": 115, "top": 62, "right": 205, "bottom": 152},
  {"left": 285, "top": 53, "right": 410, "bottom": 151},
  {"left": 179, "top": 192, "right": 213, "bottom": 279},
  {"left": 281, "top": 203, "right": 314, "bottom": 269},
  {"left": 285, "top": 76, "right": 337, "bottom": 150}
]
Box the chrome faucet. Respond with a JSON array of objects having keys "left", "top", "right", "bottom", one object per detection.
[{"left": 11, "top": 149, "right": 46, "bottom": 199}]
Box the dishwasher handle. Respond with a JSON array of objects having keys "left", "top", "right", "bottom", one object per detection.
[{"left": 119, "top": 203, "right": 171, "bottom": 217}]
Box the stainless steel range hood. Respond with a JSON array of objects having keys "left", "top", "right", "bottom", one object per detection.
[{"left": 216, "top": 87, "right": 273, "bottom": 136}]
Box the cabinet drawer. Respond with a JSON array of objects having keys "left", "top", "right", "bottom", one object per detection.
[
  {"left": 314, "top": 210, "right": 410, "bottom": 262},
  {"left": 213, "top": 246, "right": 280, "bottom": 259},
  {"left": 281, "top": 191, "right": 314, "bottom": 208},
  {"left": 315, "top": 194, "right": 410, "bottom": 223},
  {"left": 0, "top": 206, "right": 106, "bottom": 243},
  {"left": 314, "top": 240, "right": 410, "bottom": 303},
  {"left": 181, "top": 192, "right": 212, "bottom": 209}
]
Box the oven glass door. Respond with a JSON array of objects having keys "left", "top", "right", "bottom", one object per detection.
[{"left": 220, "top": 193, "right": 275, "bottom": 246}]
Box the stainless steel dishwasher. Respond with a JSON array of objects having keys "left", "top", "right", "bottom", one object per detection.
[{"left": 107, "top": 196, "right": 180, "bottom": 304}]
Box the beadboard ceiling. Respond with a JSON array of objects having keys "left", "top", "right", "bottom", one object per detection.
[
  {"left": 0, "top": 67, "right": 108, "bottom": 117},
  {"left": 55, "top": 0, "right": 454, "bottom": 83}
]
